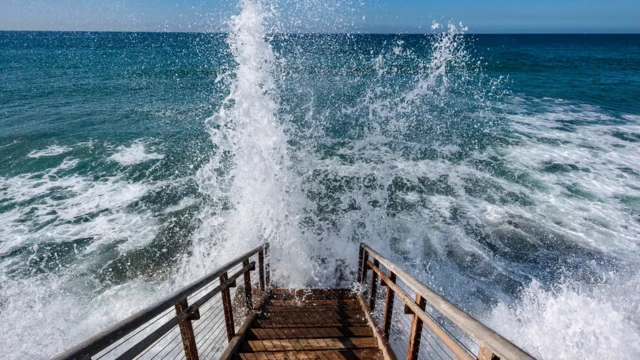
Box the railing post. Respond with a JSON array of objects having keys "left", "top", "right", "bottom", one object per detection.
[
  {"left": 220, "top": 272, "right": 236, "bottom": 342},
  {"left": 406, "top": 294, "right": 427, "bottom": 360},
  {"left": 175, "top": 299, "right": 199, "bottom": 360},
  {"left": 361, "top": 250, "right": 369, "bottom": 284},
  {"left": 258, "top": 248, "right": 266, "bottom": 292},
  {"left": 242, "top": 259, "right": 253, "bottom": 310},
  {"left": 264, "top": 243, "right": 271, "bottom": 287},
  {"left": 382, "top": 271, "right": 396, "bottom": 339},
  {"left": 369, "top": 259, "right": 380, "bottom": 311},
  {"left": 357, "top": 245, "right": 365, "bottom": 283}
]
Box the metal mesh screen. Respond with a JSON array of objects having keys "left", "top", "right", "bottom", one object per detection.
[{"left": 55, "top": 245, "right": 269, "bottom": 360}]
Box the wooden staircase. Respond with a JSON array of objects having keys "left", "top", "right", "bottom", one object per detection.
[
  {"left": 233, "top": 289, "right": 385, "bottom": 360},
  {"left": 52, "top": 243, "right": 535, "bottom": 360}
]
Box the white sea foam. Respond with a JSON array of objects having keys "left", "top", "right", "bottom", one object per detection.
[
  {"left": 0, "top": 271, "right": 177, "bottom": 358},
  {"left": 267, "top": 94, "right": 640, "bottom": 359},
  {"left": 27, "top": 145, "right": 72, "bottom": 158},
  {"left": 500, "top": 102, "right": 640, "bottom": 258},
  {"left": 622, "top": 114, "right": 640, "bottom": 122},
  {"left": 0, "top": 165, "right": 163, "bottom": 257},
  {"left": 0, "top": 140, "right": 19, "bottom": 150},
  {"left": 109, "top": 141, "right": 164, "bottom": 166},
  {"left": 488, "top": 276, "right": 640, "bottom": 359},
  {"left": 0, "top": 163, "right": 170, "bottom": 357},
  {"left": 162, "top": 197, "right": 198, "bottom": 214},
  {"left": 481, "top": 100, "right": 640, "bottom": 359}
]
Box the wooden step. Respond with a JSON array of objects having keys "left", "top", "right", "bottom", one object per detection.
[
  {"left": 253, "top": 319, "right": 369, "bottom": 328},
  {"left": 267, "top": 299, "right": 360, "bottom": 307},
  {"left": 234, "top": 349, "right": 384, "bottom": 360},
  {"left": 265, "top": 305, "right": 363, "bottom": 312},
  {"left": 240, "top": 337, "right": 378, "bottom": 352},
  {"left": 270, "top": 289, "right": 356, "bottom": 300},
  {"left": 258, "top": 310, "right": 366, "bottom": 320},
  {"left": 248, "top": 327, "right": 374, "bottom": 340},
  {"left": 231, "top": 289, "right": 385, "bottom": 360}
]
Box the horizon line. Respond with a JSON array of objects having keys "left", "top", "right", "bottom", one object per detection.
[{"left": 2, "top": 29, "right": 640, "bottom": 35}]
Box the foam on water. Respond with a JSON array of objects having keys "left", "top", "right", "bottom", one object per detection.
[
  {"left": 480, "top": 99, "right": 640, "bottom": 358},
  {"left": 109, "top": 140, "right": 165, "bottom": 166},
  {"left": 0, "top": 267, "right": 180, "bottom": 358},
  {"left": 488, "top": 277, "right": 640, "bottom": 359},
  {"left": 27, "top": 145, "right": 73, "bottom": 158},
  {"left": 0, "top": 167, "right": 162, "bottom": 257},
  {"left": 0, "top": 158, "right": 171, "bottom": 356}
]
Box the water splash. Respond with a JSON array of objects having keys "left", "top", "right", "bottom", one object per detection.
[
  {"left": 192, "top": 0, "right": 313, "bottom": 286},
  {"left": 488, "top": 277, "right": 640, "bottom": 359}
]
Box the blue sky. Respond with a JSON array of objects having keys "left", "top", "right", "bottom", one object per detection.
[{"left": 1, "top": 0, "right": 639, "bottom": 33}]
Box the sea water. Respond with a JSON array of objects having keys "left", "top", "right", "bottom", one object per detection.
[{"left": 1, "top": 2, "right": 640, "bottom": 359}]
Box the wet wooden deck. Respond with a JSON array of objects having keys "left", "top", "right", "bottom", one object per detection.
[{"left": 233, "top": 289, "right": 385, "bottom": 360}]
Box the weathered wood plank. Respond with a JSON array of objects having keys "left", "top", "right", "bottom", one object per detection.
[
  {"left": 248, "top": 327, "right": 374, "bottom": 340},
  {"left": 267, "top": 299, "right": 360, "bottom": 307},
  {"left": 240, "top": 337, "right": 378, "bottom": 352},
  {"left": 253, "top": 318, "right": 368, "bottom": 328},
  {"left": 230, "top": 288, "right": 393, "bottom": 360},
  {"left": 265, "top": 305, "right": 363, "bottom": 312},
  {"left": 258, "top": 310, "right": 365, "bottom": 320},
  {"left": 270, "top": 289, "right": 356, "bottom": 300},
  {"left": 234, "top": 349, "right": 384, "bottom": 360},
  {"left": 406, "top": 294, "right": 426, "bottom": 360},
  {"left": 381, "top": 271, "right": 396, "bottom": 339},
  {"left": 220, "top": 272, "right": 236, "bottom": 342},
  {"left": 357, "top": 294, "right": 398, "bottom": 360},
  {"left": 175, "top": 299, "right": 199, "bottom": 360}
]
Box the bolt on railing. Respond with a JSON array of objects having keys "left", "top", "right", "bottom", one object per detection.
[
  {"left": 358, "top": 243, "right": 536, "bottom": 360},
  {"left": 52, "top": 243, "right": 270, "bottom": 360}
]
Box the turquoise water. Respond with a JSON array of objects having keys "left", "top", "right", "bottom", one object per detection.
[{"left": 1, "top": 27, "right": 640, "bottom": 359}]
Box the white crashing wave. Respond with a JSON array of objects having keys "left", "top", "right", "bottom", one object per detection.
[
  {"left": 0, "top": 172, "right": 162, "bottom": 257},
  {"left": 488, "top": 277, "right": 640, "bottom": 359},
  {"left": 189, "top": 0, "right": 312, "bottom": 287}
]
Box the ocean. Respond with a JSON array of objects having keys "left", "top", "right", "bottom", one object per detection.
[{"left": 1, "top": 8, "right": 640, "bottom": 360}]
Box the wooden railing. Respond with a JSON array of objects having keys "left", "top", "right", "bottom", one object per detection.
[
  {"left": 358, "top": 243, "right": 535, "bottom": 360},
  {"left": 52, "top": 243, "right": 270, "bottom": 360}
]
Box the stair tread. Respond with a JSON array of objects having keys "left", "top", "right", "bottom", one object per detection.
[
  {"left": 234, "top": 349, "right": 384, "bottom": 360},
  {"left": 239, "top": 337, "right": 378, "bottom": 352},
  {"left": 248, "top": 327, "right": 374, "bottom": 340},
  {"left": 233, "top": 289, "right": 382, "bottom": 360}
]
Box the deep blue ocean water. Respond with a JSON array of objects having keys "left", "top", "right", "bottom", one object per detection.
[{"left": 1, "top": 30, "right": 640, "bottom": 359}]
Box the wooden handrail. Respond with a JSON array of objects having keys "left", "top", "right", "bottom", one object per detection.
[
  {"left": 367, "top": 260, "right": 475, "bottom": 360},
  {"left": 359, "top": 243, "right": 535, "bottom": 360},
  {"left": 52, "top": 243, "right": 269, "bottom": 360}
]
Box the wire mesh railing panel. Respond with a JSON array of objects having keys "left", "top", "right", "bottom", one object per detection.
[
  {"left": 388, "top": 291, "right": 412, "bottom": 359},
  {"left": 93, "top": 306, "right": 177, "bottom": 360},
  {"left": 420, "top": 324, "right": 461, "bottom": 360},
  {"left": 358, "top": 243, "right": 534, "bottom": 360},
  {"left": 53, "top": 244, "right": 269, "bottom": 360},
  {"left": 424, "top": 301, "right": 481, "bottom": 356},
  {"left": 135, "top": 326, "right": 183, "bottom": 360},
  {"left": 192, "top": 293, "right": 225, "bottom": 359}
]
